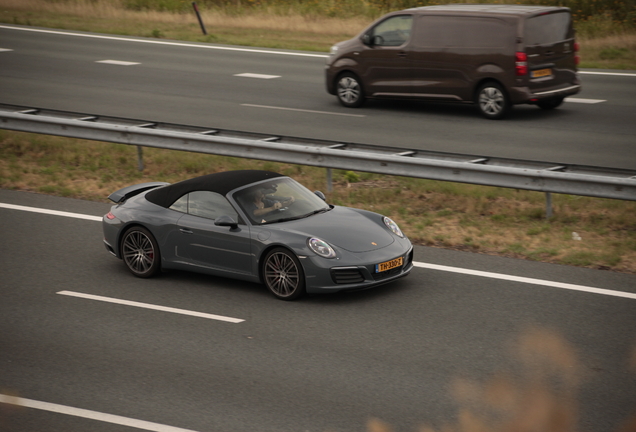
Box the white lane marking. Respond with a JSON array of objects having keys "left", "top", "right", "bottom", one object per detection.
[
  {"left": 0, "top": 203, "right": 103, "bottom": 221},
  {"left": 3, "top": 202, "right": 634, "bottom": 300},
  {"left": 96, "top": 59, "right": 140, "bottom": 66},
  {"left": 579, "top": 71, "right": 636, "bottom": 77},
  {"left": 242, "top": 104, "right": 366, "bottom": 117},
  {"left": 234, "top": 73, "right": 280, "bottom": 79},
  {"left": 414, "top": 262, "right": 636, "bottom": 300},
  {"left": 57, "top": 291, "right": 245, "bottom": 323},
  {"left": 565, "top": 97, "right": 606, "bottom": 104},
  {"left": 0, "top": 394, "right": 200, "bottom": 432},
  {"left": 0, "top": 25, "right": 328, "bottom": 58},
  {"left": 4, "top": 25, "right": 636, "bottom": 75},
  {"left": 0, "top": 48, "right": 13, "bottom": 52}
]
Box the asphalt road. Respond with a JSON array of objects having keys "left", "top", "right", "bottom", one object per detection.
[
  {"left": 0, "top": 24, "right": 635, "bottom": 170},
  {"left": 1, "top": 190, "right": 635, "bottom": 432}
]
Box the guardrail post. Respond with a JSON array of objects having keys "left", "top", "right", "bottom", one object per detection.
[
  {"left": 545, "top": 192, "right": 553, "bottom": 219},
  {"left": 137, "top": 145, "right": 144, "bottom": 172},
  {"left": 326, "top": 168, "right": 333, "bottom": 192}
]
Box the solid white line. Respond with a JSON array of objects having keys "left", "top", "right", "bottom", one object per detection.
[
  {"left": 414, "top": 262, "right": 636, "bottom": 300},
  {"left": 242, "top": 104, "right": 366, "bottom": 117},
  {"left": 234, "top": 73, "right": 280, "bottom": 79},
  {"left": 96, "top": 59, "right": 140, "bottom": 66},
  {"left": 0, "top": 394, "right": 199, "bottom": 432},
  {"left": 565, "top": 97, "right": 606, "bottom": 104},
  {"left": 0, "top": 203, "right": 103, "bottom": 221},
  {"left": 0, "top": 25, "right": 328, "bottom": 58},
  {"left": 3, "top": 202, "right": 633, "bottom": 300},
  {"left": 579, "top": 71, "right": 636, "bottom": 77},
  {"left": 57, "top": 291, "right": 245, "bottom": 323}
]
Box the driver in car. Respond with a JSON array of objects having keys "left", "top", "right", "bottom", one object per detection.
[{"left": 250, "top": 188, "right": 295, "bottom": 217}]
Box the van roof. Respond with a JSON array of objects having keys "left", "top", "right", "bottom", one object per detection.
[{"left": 405, "top": 4, "right": 568, "bottom": 16}]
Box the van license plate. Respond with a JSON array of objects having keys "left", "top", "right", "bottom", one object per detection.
[
  {"left": 532, "top": 68, "right": 552, "bottom": 78},
  {"left": 376, "top": 257, "right": 403, "bottom": 273}
]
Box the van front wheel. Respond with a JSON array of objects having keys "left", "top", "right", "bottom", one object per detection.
[
  {"left": 336, "top": 73, "right": 365, "bottom": 108},
  {"left": 477, "top": 82, "right": 510, "bottom": 119}
]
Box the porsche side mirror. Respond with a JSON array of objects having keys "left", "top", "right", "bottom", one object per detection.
[
  {"left": 215, "top": 215, "right": 239, "bottom": 230},
  {"left": 314, "top": 191, "right": 326, "bottom": 201}
]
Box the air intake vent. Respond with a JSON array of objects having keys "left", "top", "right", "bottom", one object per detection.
[{"left": 331, "top": 267, "right": 365, "bottom": 284}]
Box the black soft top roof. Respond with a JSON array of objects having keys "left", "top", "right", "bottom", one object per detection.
[{"left": 146, "top": 170, "right": 284, "bottom": 208}]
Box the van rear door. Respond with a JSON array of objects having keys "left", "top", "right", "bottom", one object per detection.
[{"left": 524, "top": 11, "right": 577, "bottom": 92}]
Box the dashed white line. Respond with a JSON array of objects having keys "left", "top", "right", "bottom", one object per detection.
[
  {"left": 0, "top": 394, "right": 200, "bottom": 432},
  {"left": 242, "top": 104, "right": 366, "bottom": 117},
  {"left": 57, "top": 291, "right": 245, "bottom": 323},
  {"left": 0, "top": 48, "right": 13, "bottom": 52},
  {"left": 565, "top": 97, "right": 606, "bottom": 104},
  {"left": 96, "top": 59, "right": 140, "bottom": 66},
  {"left": 234, "top": 73, "right": 280, "bottom": 79}
]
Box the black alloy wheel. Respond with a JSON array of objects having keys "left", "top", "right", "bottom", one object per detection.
[
  {"left": 336, "top": 72, "right": 365, "bottom": 108},
  {"left": 263, "top": 248, "right": 306, "bottom": 300},
  {"left": 121, "top": 226, "right": 161, "bottom": 278},
  {"left": 477, "top": 82, "right": 510, "bottom": 119}
]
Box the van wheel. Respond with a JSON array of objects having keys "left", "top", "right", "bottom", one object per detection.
[
  {"left": 477, "top": 82, "right": 510, "bottom": 119},
  {"left": 537, "top": 97, "right": 564, "bottom": 110},
  {"left": 336, "top": 72, "right": 365, "bottom": 108}
]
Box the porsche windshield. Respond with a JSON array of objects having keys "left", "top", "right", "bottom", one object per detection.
[{"left": 234, "top": 178, "right": 330, "bottom": 225}]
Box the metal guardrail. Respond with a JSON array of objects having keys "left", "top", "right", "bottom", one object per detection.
[{"left": 1, "top": 103, "right": 635, "bottom": 202}]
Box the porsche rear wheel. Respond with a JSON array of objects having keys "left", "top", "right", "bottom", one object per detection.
[
  {"left": 121, "top": 226, "right": 161, "bottom": 278},
  {"left": 263, "top": 248, "right": 305, "bottom": 300}
]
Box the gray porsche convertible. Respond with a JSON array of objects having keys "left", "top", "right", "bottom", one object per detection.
[{"left": 103, "top": 170, "right": 413, "bottom": 300}]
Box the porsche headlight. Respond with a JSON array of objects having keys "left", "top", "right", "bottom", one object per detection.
[
  {"left": 383, "top": 217, "right": 404, "bottom": 238},
  {"left": 308, "top": 237, "right": 336, "bottom": 259}
]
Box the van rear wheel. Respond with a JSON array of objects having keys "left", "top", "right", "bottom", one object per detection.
[
  {"left": 477, "top": 82, "right": 510, "bottom": 119},
  {"left": 336, "top": 72, "right": 365, "bottom": 108}
]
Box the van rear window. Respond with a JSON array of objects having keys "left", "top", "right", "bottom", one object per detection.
[{"left": 525, "top": 12, "right": 571, "bottom": 46}]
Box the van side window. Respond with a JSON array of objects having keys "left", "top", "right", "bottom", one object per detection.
[
  {"left": 415, "top": 16, "right": 507, "bottom": 48},
  {"left": 369, "top": 15, "right": 413, "bottom": 47}
]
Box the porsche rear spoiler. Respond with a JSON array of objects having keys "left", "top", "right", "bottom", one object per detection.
[{"left": 108, "top": 182, "right": 169, "bottom": 203}]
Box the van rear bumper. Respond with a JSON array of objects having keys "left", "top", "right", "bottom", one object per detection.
[{"left": 509, "top": 84, "right": 581, "bottom": 104}]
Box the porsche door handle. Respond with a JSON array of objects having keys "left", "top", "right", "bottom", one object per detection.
[{"left": 179, "top": 228, "right": 194, "bottom": 234}]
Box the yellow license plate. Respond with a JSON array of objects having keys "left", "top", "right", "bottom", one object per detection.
[
  {"left": 532, "top": 68, "right": 552, "bottom": 78},
  {"left": 376, "top": 257, "right": 403, "bottom": 273}
]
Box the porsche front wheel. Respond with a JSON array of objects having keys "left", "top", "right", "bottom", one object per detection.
[
  {"left": 263, "top": 248, "right": 306, "bottom": 300},
  {"left": 121, "top": 226, "right": 161, "bottom": 278}
]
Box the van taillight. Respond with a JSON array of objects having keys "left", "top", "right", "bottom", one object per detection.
[
  {"left": 515, "top": 52, "right": 528, "bottom": 76},
  {"left": 574, "top": 41, "right": 580, "bottom": 65}
]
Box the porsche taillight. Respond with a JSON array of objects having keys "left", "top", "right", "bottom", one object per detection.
[
  {"left": 106, "top": 212, "right": 116, "bottom": 220},
  {"left": 515, "top": 52, "right": 528, "bottom": 76}
]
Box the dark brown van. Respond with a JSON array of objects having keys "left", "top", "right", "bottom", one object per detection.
[{"left": 325, "top": 5, "right": 581, "bottom": 119}]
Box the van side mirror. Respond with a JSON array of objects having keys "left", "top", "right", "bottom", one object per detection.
[
  {"left": 362, "top": 33, "right": 372, "bottom": 46},
  {"left": 314, "top": 191, "right": 326, "bottom": 201},
  {"left": 215, "top": 215, "right": 239, "bottom": 230}
]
